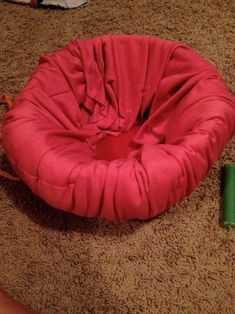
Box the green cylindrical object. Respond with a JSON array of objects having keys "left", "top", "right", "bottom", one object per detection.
[{"left": 223, "top": 164, "right": 235, "bottom": 228}]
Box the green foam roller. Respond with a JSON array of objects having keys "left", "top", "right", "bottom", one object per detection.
[{"left": 223, "top": 164, "right": 235, "bottom": 227}]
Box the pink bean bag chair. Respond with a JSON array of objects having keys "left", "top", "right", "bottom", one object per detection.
[{"left": 2, "top": 35, "right": 235, "bottom": 221}]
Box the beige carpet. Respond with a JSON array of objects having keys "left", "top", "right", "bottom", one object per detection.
[{"left": 0, "top": 1, "right": 234, "bottom": 313}]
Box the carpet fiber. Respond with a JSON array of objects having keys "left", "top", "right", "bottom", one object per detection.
[{"left": 0, "top": 1, "right": 234, "bottom": 313}]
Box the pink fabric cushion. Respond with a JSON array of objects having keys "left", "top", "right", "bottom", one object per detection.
[{"left": 2, "top": 35, "right": 235, "bottom": 221}]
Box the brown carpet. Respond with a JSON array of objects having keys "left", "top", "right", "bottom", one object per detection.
[{"left": 0, "top": 1, "right": 234, "bottom": 313}]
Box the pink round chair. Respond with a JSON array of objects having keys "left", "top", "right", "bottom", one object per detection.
[{"left": 2, "top": 35, "right": 235, "bottom": 220}]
